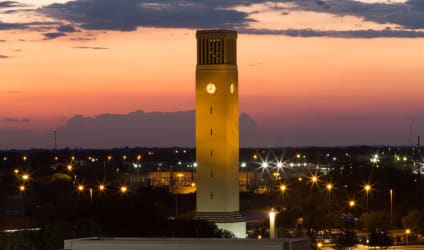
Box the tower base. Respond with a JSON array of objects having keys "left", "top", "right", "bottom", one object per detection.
[
  {"left": 194, "top": 212, "right": 246, "bottom": 238},
  {"left": 216, "top": 221, "right": 246, "bottom": 239}
]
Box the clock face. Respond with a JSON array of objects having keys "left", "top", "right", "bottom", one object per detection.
[
  {"left": 230, "top": 83, "right": 235, "bottom": 94},
  {"left": 206, "top": 83, "right": 216, "bottom": 94}
]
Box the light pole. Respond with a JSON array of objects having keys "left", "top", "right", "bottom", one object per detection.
[
  {"left": 405, "top": 229, "right": 411, "bottom": 249},
  {"left": 280, "top": 184, "right": 287, "bottom": 209},
  {"left": 390, "top": 189, "right": 395, "bottom": 249},
  {"left": 326, "top": 183, "right": 333, "bottom": 217},
  {"left": 19, "top": 184, "right": 26, "bottom": 217},
  {"left": 273, "top": 172, "right": 280, "bottom": 185},
  {"left": 136, "top": 154, "right": 142, "bottom": 175},
  {"left": 364, "top": 184, "right": 371, "bottom": 243},
  {"left": 364, "top": 184, "right": 371, "bottom": 214},
  {"left": 89, "top": 188, "right": 93, "bottom": 204},
  {"left": 77, "top": 184, "right": 108, "bottom": 199},
  {"left": 390, "top": 189, "right": 393, "bottom": 229},
  {"left": 269, "top": 209, "right": 276, "bottom": 239}
]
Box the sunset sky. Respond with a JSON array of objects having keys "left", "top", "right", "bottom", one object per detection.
[{"left": 1, "top": 0, "right": 424, "bottom": 148}]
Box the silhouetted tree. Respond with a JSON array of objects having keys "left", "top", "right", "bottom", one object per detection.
[
  {"left": 369, "top": 228, "right": 393, "bottom": 249},
  {"left": 334, "top": 214, "right": 357, "bottom": 250},
  {"left": 401, "top": 209, "right": 423, "bottom": 233},
  {"left": 42, "top": 219, "right": 72, "bottom": 250}
]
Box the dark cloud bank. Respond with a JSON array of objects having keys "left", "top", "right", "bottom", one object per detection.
[
  {"left": 40, "top": 0, "right": 251, "bottom": 31},
  {"left": 34, "top": 0, "right": 424, "bottom": 38},
  {"left": 0, "top": 117, "right": 31, "bottom": 122},
  {"left": 1, "top": 0, "right": 424, "bottom": 38},
  {"left": 0, "top": 110, "right": 258, "bottom": 149},
  {"left": 1, "top": 110, "right": 423, "bottom": 149},
  {"left": 0, "top": 1, "right": 25, "bottom": 8}
]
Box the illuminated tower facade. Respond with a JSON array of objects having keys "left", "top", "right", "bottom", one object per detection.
[{"left": 194, "top": 30, "right": 246, "bottom": 238}]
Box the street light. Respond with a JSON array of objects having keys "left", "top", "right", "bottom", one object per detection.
[
  {"left": 349, "top": 200, "right": 355, "bottom": 209},
  {"left": 370, "top": 154, "right": 379, "bottom": 164},
  {"left": 22, "top": 174, "right": 30, "bottom": 181},
  {"left": 67, "top": 164, "right": 73, "bottom": 171},
  {"left": 276, "top": 162, "right": 283, "bottom": 169},
  {"left": 19, "top": 185, "right": 25, "bottom": 192},
  {"left": 309, "top": 175, "right": 319, "bottom": 187},
  {"left": 77, "top": 184, "right": 84, "bottom": 192},
  {"left": 311, "top": 175, "right": 318, "bottom": 183},
  {"left": 120, "top": 185, "right": 128, "bottom": 193},
  {"left": 98, "top": 184, "right": 105, "bottom": 191},
  {"left": 272, "top": 172, "right": 280, "bottom": 182},
  {"left": 261, "top": 161, "right": 269, "bottom": 169}
]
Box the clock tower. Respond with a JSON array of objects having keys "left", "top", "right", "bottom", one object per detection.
[{"left": 194, "top": 30, "right": 246, "bottom": 238}]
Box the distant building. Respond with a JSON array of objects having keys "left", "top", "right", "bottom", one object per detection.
[
  {"left": 193, "top": 30, "right": 246, "bottom": 238},
  {"left": 123, "top": 170, "right": 264, "bottom": 194}
]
